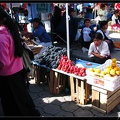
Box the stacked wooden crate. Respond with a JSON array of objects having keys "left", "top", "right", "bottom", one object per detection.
[{"left": 92, "top": 86, "right": 120, "bottom": 113}]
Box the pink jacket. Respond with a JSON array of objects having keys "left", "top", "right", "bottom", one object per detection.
[{"left": 0, "top": 26, "right": 23, "bottom": 76}]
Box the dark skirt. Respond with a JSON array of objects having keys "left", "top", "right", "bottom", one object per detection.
[{"left": 0, "top": 69, "right": 40, "bottom": 116}]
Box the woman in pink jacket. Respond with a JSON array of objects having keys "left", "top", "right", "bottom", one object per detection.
[{"left": 0, "top": 7, "right": 40, "bottom": 116}]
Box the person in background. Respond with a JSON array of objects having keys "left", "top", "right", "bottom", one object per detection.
[
  {"left": 23, "top": 18, "right": 52, "bottom": 53},
  {"left": 96, "top": 20, "right": 114, "bottom": 53},
  {"left": 111, "top": 10, "right": 120, "bottom": 25},
  {"left": 0, "top": 7, "right": 41, "bottom": 116},
  {"left": 83, "top": 3, "right": 94, "bottom": 19},
  {"left": 80, "top": 18, "right": 94, "bottom": 50},
  {"left": 51, "top": 5, "right": 62, "bottom": 32},
  {"left": 56, "top": 8, "right": 80, "bottom": 45},
  {"left": 88, "top": 32, "right": 111, "bottom": 64},
  {"left": 97, "top": 4, "right": 108, "bottom": 24},
  {"left": 76, "top": 3, "right": 83, "bottom": 15},
  {"left": 77, "top": 11, "right": 85, "bottom": 29}
]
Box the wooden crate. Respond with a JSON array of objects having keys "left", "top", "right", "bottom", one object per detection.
[
  {"left": 70, "top": 76, "right": 91, "bottom": 105},
  {"left": 92, "top": 86, "right": 120, "bottom": 113},
  {"left": 34, "top": 65, "right": 50, "bottom": 84},
  {"left": 49, "top": 70, "right": 68, "bottom": 95},
  {"left": 31, "top": 47, "right": 43, "bottom": 55}
]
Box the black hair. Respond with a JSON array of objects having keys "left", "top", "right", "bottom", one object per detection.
[
  {"left": 114, "top": 10, "right": 119, "bottom": 14},
  {"left": 0, "top": 6, "right": 23, "bottom": 57},
  {"left": 31, "top": 18, "right": 44, "bottom": 27},
  {"left": 84, "top": 18, "right": 90, "bottom": 24},
  {"left": 100, "top": 20, "right": 108, "bottom": 28},
  {"left": 100, "top": 4, "right": 105, "bottom": 9},
  {"left": 94, "top": 32, "right": 103, "bottom": 40}
]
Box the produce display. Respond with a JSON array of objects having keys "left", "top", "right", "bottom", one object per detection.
[
  {"left": 57, "top": 55, "right": 86, "bottom": 77},
  {"left": 87, "top": 58, "right": 120, "bottom": 77},
  {"left": 34, "top": 45, "right": 67, "bottom": 68},
  {"left": 111, "top": 24, "right": 120, "bottom": 32},
  {"left": 86, "top": 58, "right": 120, "bottom": 91}
]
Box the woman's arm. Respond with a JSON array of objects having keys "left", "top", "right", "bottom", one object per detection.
[
  {"left": 21, "top": 31, "right": 34, "bottom": 38},
  {"left": 91, "top": 51, "right": 104, "bottom": 59}
]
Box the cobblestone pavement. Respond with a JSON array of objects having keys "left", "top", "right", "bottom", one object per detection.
[{"left": 0, "top": 79, "right": 120, "bottom": 117}]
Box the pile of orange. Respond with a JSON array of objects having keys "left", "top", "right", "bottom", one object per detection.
[{"left": 88, "top": 58, "right": 120, "bottom": 77}]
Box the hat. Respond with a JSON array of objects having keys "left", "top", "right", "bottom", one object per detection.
[{"left": 68, "top": 8, "right": 75, "bottom": 13}]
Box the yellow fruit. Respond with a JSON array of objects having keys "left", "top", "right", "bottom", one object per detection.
[
  {"left": 112, "top": 58, "right": 117, "bottom": 63},
  {"left": 110, "top": 69, "right": 116, "bottom": 76},
  {"left": 116, "top": 71, "right": 120, "bottom": 76},
  {"left": 101, "top": 71, "right": 106, "bottom": 75},
  {"left": 95, "top": 69, "right": 101, "bottom": 74},
  {"left": 106, "top": 66, "right": 112, "bottom": 70},
  {"left": 104, "top": 68, "right": 111, "bottom": 74},
  {"left": 89, "top": 68, "right": 94, "bottom": 72}
]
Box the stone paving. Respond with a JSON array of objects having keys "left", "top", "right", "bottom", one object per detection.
[{"left": 0, "top": 77, "right": 120, "bottom": 117}]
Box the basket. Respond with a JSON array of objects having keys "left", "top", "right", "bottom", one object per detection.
[
  {"left": 86, "top": 59, "right": 120, "bottom": 91},
  {"left": 31, "top": 46, "right": 43, "bottom": 55}
]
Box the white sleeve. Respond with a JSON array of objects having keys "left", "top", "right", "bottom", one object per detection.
[
  {"left": 88, "top": 42, "right": 94, "bottom": 57},
  {"left": 111, "top": 15, "right": 116, "bottom": 25},
  {"left": 100, "top": 42, "right": 110, "bottom": 57},
  {"left": 104, "top": 10, "right": 108, "bottom": 17}
]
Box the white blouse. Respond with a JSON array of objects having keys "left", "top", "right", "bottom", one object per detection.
[
  {"left": 88, "top": 41, "right": 110, "bottom": 58},
  {"left": 97, "top": 9, "right": 108, "bottom": 21},
  {"left": 111, "top": 14, "right": 120, "bottom": 25}
]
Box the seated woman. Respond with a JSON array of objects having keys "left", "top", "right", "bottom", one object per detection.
[
  {"left": 88, "top": 32, "right": 111, "bottom": 64},
  {"left": 22, "top": 18, "right": 52, "bottom": 53},
  {"left": 96, "top": 20, "right": 114, "bottom": 53}
]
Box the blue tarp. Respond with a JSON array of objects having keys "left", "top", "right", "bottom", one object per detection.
[{"left": 75, "top": 59, "right": 100, "bottom": 68}]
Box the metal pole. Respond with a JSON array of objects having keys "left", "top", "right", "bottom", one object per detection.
[
  {"left": 10, "top": 3, "right": 13, "bottom": 18},
  {"left": 66, "top": 3, "right": 70, "bottom": 60}
]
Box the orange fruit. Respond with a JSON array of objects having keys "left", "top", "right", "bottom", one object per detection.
[
  {"left": 112, "top": 58, "right": 117, "bottom": 63},
  {"left": 114, "top": 66, "right": 119, "bottom": 71},
  {"left": 111, "top": 62, "right": 117, "bottom": 67}
]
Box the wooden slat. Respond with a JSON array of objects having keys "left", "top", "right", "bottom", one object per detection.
[
  {"left": 53, "top": 72, "right": 59, "bottom": 94},
  {"left": 107, "top": 89, "right": 120, "bottom": 106},
  {"left": 107, "top": 95, "right": 120, "bottom": 113},
  {"left": 107, "top": 86, "right": 120, "bottom": 98},
  {"left": 49, "top": 70, "right": 54, "bottom": 93},
  {"left": 80, "top": 80, "right": 85, "bottom": 105},
  {"left": 78, "top": 80, "right": 81, "bottom": 104},
  {"left": 85, "top": 82, "right": 91, "bottom": 104},
  {"left": 75, "top": 79, "right": 79, "bottom": 103},
  {"left": 70, "top": 76, "right": 75, "bottom": 101},
  {"left": 92, "top": 86, "right": 107, "bottom": 94},
  {"left": 100, "top": 93, "right": 107, "bottom": 111},
  {"left": 92, "top": 89, "right": 100, "bottom": 107}
]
